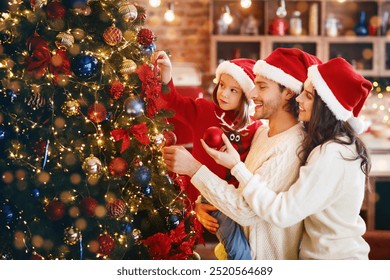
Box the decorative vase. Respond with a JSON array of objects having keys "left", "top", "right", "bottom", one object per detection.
[{"left": 355, "top": 11, "right": 369, "bottom": 36}]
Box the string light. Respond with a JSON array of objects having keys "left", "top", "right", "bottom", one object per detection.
[
  {"left": 240, "top": 0, "right": 252, "bottom": 9},
  {"left": 164, "top": 2, "right": 175, "bottom": 22},
  {"left": 221, "top": 5, "right": 233, "bottom": 25},
  {"left": 149, "top": 0, "right": 161, "bottom": 7}
]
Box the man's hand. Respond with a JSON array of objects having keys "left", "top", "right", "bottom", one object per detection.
[
  {"left": 195, "top": 203, "right": 219, "bottom": 234},
  {"left": 201, "top": 133, "right": 241, "bottom": 170},
  {"left": 162, "top": 145, "right": 202, "bottom": 177}
]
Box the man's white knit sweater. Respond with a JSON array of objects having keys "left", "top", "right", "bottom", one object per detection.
[{"left": 192, "top": 123, "right": 305, "bottom": 259}]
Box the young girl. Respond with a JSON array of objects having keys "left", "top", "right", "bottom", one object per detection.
[
  {"left": 152, "top": 51, "right": 262, "bottom": 259},
  {"left": 198, "top": 57, "right": 372, "bottom": 259}
]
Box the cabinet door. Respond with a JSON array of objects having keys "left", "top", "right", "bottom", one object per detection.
[
  {"left": 210, "top": 35, "right": 262, "bottom": 72},
  {"left": 323, "top": 37, "right": 379, "bottom": 77}
]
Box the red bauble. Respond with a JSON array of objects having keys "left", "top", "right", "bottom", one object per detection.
[
  {"left": 163, "top": 131, "right": 177, "bottom": 147},
  {"left": 87, "top": 103, "right": 107, "bottom": 123},
  {"left": 103, "top": 26, "right": 123, "bottom": 46},
  {"left": 80, "top": 197, "right": 98, "bottom": 217},
  {"left": 98, "top": 234, "right": 115, "bottom": 256},
  {"left": 46, "top": 200, "right": 65, "bottom": 221},
  {"left": 109, "top": 157, "right": 129, "bottom": 176},
  {"left": 203, "top": 126, "right": 224, "bottom": 149},
  {"left": 106, "top": 199, "right": 127, "bottom": 218}
]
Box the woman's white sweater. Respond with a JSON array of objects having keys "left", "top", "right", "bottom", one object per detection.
[{"left": 192, "top": 123, "right": 305, "bottom": 259}]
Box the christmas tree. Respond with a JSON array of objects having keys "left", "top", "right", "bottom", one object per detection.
[{"left": 0, "top": 0, "right": 203, "bottom": 260}]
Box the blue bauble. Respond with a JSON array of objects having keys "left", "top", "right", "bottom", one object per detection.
[
  {"left": 123, "top": 95, "right": 145, "bottom": 117},
  {"left": 142, "top": 42, "right": 156, "bottom": 56},
  {"left": 1, "top": 204, "right": 15, "bottom": 224},
  {"left": 72, "top": 54, "right": 100, "bottom": 80},
  {"left": 6, "top": 89, "right": 17, "bottom": 103},
  {"left": 31, "top": 188, "right": 40, "bottom": 198},
  {"left": 141, "top": 185, "right": 153, "bottom": 196},
  {"left": 133, "top": 166, "right": 151, "bottom": 186},
  {"left": 121, "top": 223, "right": 133, "bottom": 234},
  {"left": 64, "top": 0, "right": 87, "bottom": 9},
  {"left": 0, "top": 126, "right": 9, "bottom": 141},
  {"left": 167, "top": 212, "right": 182, "bottom": 230}
]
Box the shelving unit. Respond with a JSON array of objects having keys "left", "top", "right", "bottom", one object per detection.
[{"left": 210, "top": 0, "right": 390, "bottom": 78}]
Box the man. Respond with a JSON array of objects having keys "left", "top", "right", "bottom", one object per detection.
[{"left": 162, "top": 48, "right": 322, "bottom": 259}]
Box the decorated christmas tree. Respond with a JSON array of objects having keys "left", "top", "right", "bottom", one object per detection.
[{"left": 0, "top": 0, "right": 203, "bottom": 260}]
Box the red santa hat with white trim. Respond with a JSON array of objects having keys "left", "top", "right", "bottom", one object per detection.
[
  {"left": 216, "top": 58, "right": 256, "bottom": 96},
  {"left": 307, "top": 57, "right": 372, "bottom": 134},
  {"left": 253, "top": 48, "right": 323, "bottom": 94}
]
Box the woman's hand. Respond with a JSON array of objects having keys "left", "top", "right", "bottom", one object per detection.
[
  {"left": 201, "top": 133, "right": 241, "bottom": 170},
  {"left": 151, "top": 50, "right": 172, "bottom": 85},
  {"left": 162, "top": 146, "right": 202, "bottom": 177},
  {"left": 195, "top": 203, "right": 219, "bottom": 234}
]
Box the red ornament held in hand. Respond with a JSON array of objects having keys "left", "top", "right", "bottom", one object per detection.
[{"left": 203, "top": 126, "right": 224, "bottom": 149}]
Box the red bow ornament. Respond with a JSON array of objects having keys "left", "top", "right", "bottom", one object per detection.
[{"left": 111, "top": 123, "right": 150, "bottom": 153}]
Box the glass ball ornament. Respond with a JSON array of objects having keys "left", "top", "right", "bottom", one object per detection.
[
  {"left": 119, "top": 59, "right": 137, "bottom": 76},
  {"left": 123, "top": 95, "right": 145, "bottom": 117},
  {"left": 71, "top": 54, "right": 99, "bottom": 80},
  {"left": 109, "top": 157, "right": 129, "bottom": 176},
  {"left": 0, "top": 125, "right": 11, "bottom": 141},
  {"left": 141, "top": 184, "right": 153, "bottom": 196},
  {"left": 87, "top": 103, "right": 107, "bottom": 123},
  {"left": 132, "top": 228, "right": 142, "bottom": 243},
  {"left": 133, "top": 166, "right": 151, "bottom": 186},
  {"left": 118, "top": 1, "right": 138, "bottom": 22},
  {"left": 61, "top": 99, "right": 81, "bottom": 117},
  {"left": 103, "top": 25, "right": 123, "bottom": 46},
  {"left": 98, "top": 233, "right": 115, "bottom": 256},
  {"left": 46, "top": 200, "right": 65, "bottom": 221},
  {"left": 163, "top": 130, "right": 177, "bottom": 147},
  {"left": 64, "top": 226, "right": 81, "bottom": 245},
  {"left": 166, "top": 210, "right": 183, "bottom": 230},
  {"left": 5, "top": 89, "right": 18, "bottom": 104},
  {"left": 141, "top": 42, "right": 156, "bottom": 56},
  {"left": 55, "top": 32, "right": 74, "bottom": 49},
  {"left": 106, "top": 199, "right": 127, "bottom": 219},
  {"left": 82, "top": 155, "right": 102, "bottom": 175},
  {"left": 79, "top": 197, "right": 98, "bottom": 217},
  {"left": 153, "top": 133, "right": 165, "bottom": 149},
  {"left": 121, "top": 223, "right": 133, "bottom": 234},
  {"left": 1, "top": 203, "right": 16, "bottom": 225},
  {"left": 31, "top": 188, "right": 40, "bottom": 198}
]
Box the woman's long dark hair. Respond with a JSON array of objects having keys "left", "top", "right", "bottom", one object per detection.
[{"left": 298, "top": 93, "right": 371, "bottom": 178}]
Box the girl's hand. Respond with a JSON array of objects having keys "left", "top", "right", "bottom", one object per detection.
[
  {"left": 201, "top": 134, "right": 241, "bottom": 170},
  {"left": 151, "top": 50, "right": 172, "bottom": 85},
  {"left": 162, "top": 145, "right": 202, "bottom": 177}
]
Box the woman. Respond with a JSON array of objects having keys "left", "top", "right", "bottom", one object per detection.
[{"left": 164, "top": 57, "right": 372, "bottom": 259}]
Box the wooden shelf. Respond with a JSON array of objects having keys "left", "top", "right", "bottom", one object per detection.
[{"left": 210, "top": 0, "right": 390, "bottom": 77}]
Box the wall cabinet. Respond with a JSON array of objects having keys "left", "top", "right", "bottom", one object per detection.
[{"left": 210, "top": 0, "right": 390, "bottom": 78}]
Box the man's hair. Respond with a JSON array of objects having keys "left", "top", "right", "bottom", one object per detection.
[{"left": 278, "top": 84, "right": 299, "bottom": 119}]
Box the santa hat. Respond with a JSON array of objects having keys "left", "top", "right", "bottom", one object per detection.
[
  {"left": 307, "top": 57, "right": 372, "bottom": 134},
  {"left": 253, "top": 48, "right": 322, "bottom": 94},
  {"left": 216, "top": 58, "right": 256, "bottom": 96}
]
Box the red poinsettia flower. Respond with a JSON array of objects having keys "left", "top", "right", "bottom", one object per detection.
[{"left": 143, "top": 232, "right": 172, "bottom": 260}]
